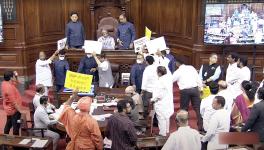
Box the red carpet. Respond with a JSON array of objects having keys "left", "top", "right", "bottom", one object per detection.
[{"left": 0, "top": 83, "right": 198, "bottom": 149}]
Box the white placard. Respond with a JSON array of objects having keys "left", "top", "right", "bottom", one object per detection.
[
  {"left": 57, "top": 38, "right": 67, "bottom": 51},
  {"left": 83, "top": 40, "right": 103, "bottom": 54},
  {"left": 133, "top": 37, "right": 149, "bottom": 53},
  {"left": 146, "top": 36, "right": 167, "bottom": 54}
]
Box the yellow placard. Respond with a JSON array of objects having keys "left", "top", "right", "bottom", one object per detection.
[
  {"left": 201, "top": 86, "right": 211, "bottom": 100},
  {"left": 145, "top": 26, "right": 152, "bottom": 40},
  {"left": 64, "top": 71, "right": 93, "bottom": 92}
]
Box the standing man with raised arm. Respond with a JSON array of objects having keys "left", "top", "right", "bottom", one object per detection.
[
  {"left": 59, "top": 90, "right": 103, "bottom": 149},
  {"left": 53, "top": 50, "right": 69, "bottom": 92},
  {"left": 92, "top": 52, "right": 114, "bottom": 88},
  {"left": 116, "top": 14, "right": 136, "bottom": 49},
  {"left": 65, "top": 11, "right": 85, "bottom": 49},
  {"left": 35, "top": 50, "right": 59, "bottom": 96}
]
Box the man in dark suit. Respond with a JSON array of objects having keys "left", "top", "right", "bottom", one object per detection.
[{"left": 242, "top": 87, "right": 264, "bottom": 146}]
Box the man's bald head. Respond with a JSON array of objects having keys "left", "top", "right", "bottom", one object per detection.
[
  {"left": 125, "top": 86, "right": 135, "bottom": 94},
  {"left": 218, "top": 80, "right": 227, "bottom": 90},
  {"left": 176, "top": 110, "right": 188, "bottom": 126}
]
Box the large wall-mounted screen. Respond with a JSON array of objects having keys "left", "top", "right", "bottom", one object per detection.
[{"left": 204, "top": 3, "right": 264, "bottom": 45}]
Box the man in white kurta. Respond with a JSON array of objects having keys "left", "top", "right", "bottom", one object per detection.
[
  {"left": 162, "top": 110, "right": 201, "bottom": 150},
  {"left": 200, "top": 82, "right": 219, "bottom": 131},
  {"left": 238, "top": 56, "right": 251, "bottom": 82},
  {"left": 151, "top": 66, "right": 174, "bottom": 136},
  {"left": 202, "top": 96, "right": 230, "bottom": 150},
  {"left": 254, "top": 69, "right": 264, "bottom": 104},
  {"left": 35, "top": 51, "right": 58, "bottom": 95},
  {"left": 98, "top": 29, "right": 115, "bottom": 50},
  {"left": 172, "top": 59, "right": 203, "bottom": 131},
  {"left": 153, "top": 50, "right": 171, "bottom": 74},
  {"left": 217, "top": 80, "right": 234, "bottom": 115},
  {"left": 33, "top": 84, "right": 56, "bottom": 113},
  {"left": 141, "top": 55, "right": 158, "bottom": 117},
  {"left": 226, "top": 53, "right": 241, "bottom": 99}
]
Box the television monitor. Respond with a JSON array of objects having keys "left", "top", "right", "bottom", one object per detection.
[{"left": 204, "top": 3, "right": 264, "bottom": 45}]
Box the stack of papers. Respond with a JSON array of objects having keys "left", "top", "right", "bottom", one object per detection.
[
  {"left": 31, "top": 139, "right": 48, "bottom": 148},
  {"left": 19, "top": 139, "right": 31, "bottom": 145}
]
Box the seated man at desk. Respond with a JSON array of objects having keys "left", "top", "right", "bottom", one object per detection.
[
  {"left": 98, "top": 29, "right": 115, "bottom": 50},
  {"left": 59, "top": 91, "right": 103, "bottom": 150},
  {"left": 33, "top": 84, "right": 56, "bottom": 112},
  {"left": 125, "top": 86, "right": 144, "bottom": 119},
  {"left": 34, "top": 96, "right": 59, "bottom": 150}
]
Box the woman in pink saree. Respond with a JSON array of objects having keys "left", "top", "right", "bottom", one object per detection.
[{"left": 231, "top": 81, "right": 258, "bottom": 125}]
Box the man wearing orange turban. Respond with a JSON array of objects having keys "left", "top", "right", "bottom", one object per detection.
[
  {"left": 77, "top": 96, "right": 92, "bottom": 113},
  {"left": 59, "top": 90, "right": 103, "bottom": 150}
]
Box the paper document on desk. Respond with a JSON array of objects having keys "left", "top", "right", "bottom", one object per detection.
[
  {"left": 19, "top": 139, "right": 31, "bottom": 145},
  {"left": 103, "top": 102, "right": 117, "bottom": 107},
  {"left": 31, "top": 139, "right": 48, "bottom": 148},
  {"left": 104, "top": 137, "right": 112, "bottom": 148},
  {"left": 92, "top": 114, "right": 112, "bottom": 121}
]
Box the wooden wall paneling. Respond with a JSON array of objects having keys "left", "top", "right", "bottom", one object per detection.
[
  {"left": 83, "top": 0, "right": 92, "bottom": 39},
  {"left": 0, "top": 0, "right": 25, "bottom": 80},
  {"left": 159, "top": 0, "right": 182, "bottom": 35},
  {"left": 90, "top": 0, "right": 96, "bottom": 40},
  {"left": 66, "top": 0, "right": 85, "bottom": 19},
  {"left": 23, "top": 0, "right": 40, "bottom": 43},
  {"left": 0, "top": 49, "right": 24, "bottom": 75},
  {"left": 126, "top": 0, "right": 142, "bottom": 38},
  {"left": 1, "top": 0, "right": 24, "bottom": 47},
  {"left": 141, "top": 0, "right": 159, "bottom": 36},
  {"left": 183, "top": 0, "right": 196, "bottom": 39},
  {"left": 39, "top": 0, "right": 65, "bottom": 37}
]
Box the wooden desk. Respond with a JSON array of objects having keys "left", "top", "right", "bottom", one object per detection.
[
  {"left": 58, "top": 87, "right": 126, "bottom": 105},
  {"left": 65, "top": 50, "right": 136, "bottom": 72},
  {"left": 56, "top": 106, "right": 115, "bottom": 133},
  {"left": 0, "top": 134, "right": 53, "bottom": 150}
]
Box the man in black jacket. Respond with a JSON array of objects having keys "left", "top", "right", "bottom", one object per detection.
[
  {"left": 199, "top": 53, "right": 222, "bottom": 86},
  {"left": 242, "top": 87, "right": 264, "bottom": 147}
]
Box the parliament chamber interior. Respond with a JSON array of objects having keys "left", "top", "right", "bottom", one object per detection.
[{"left": 0, "top": 0, "right": 264, "bottom": 150}]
